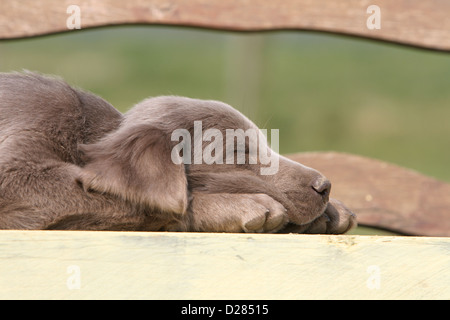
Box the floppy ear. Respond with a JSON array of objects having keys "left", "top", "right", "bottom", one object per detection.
[{"left": 78, "top": 124, "right": 188, "bottom": 214}]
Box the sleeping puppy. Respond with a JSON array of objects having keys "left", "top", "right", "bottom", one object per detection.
[{"left": 0, "top": 72, "right": 356, "bottom": 233}]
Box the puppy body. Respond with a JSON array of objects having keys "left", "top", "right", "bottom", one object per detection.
[
  {"left": 0, "top": 72, "right": 356, "bottom": 233},
  {"left": 0, "top": 72, "right": 132, "bottom": 229}
]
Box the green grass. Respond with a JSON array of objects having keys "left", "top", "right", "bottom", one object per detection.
[
  {"left": 347, "top": 226, "right": 401, "bottom": 236},
  {"left": 1, "top": 26, "right": 450, "bottom": 182}
]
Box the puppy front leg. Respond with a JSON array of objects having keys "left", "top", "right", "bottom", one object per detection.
[
  {"left": 300, "top": 198, "right": 357, "bottom": 234},
  {"left": 45, "top": 213, "right": 148, "bottom": 231},
  {"left": 172, "top": 192, "right": 288, "bottom": 233},
  {"left": 276, "top": 198, "right": 357, "bottom": 234}
]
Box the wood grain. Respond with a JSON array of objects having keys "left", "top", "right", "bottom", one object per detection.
[
  {"left": 1, "top": 0, "right": 449, "bottom": 51},
  {"left": 0, "top": 230, "right": 448, "bottom": 299},
  {"left": 288, "top": 152, "right": 450, "bottom": 237}
]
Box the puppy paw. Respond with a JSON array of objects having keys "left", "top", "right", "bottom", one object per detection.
[
  {"left": 322, "top": 198, "right": 357, "bottom": 234},
  {"left": 241, "top": 194, "right": 288, "bottom": 233},
  {"left": 187, "top": 193, "right": 288, "bottom": 233},
  {"left": 277, "top": 198, "right": 356, "bottom": 234}
]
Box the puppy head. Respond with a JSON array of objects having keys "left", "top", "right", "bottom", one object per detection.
[
  {"left": 125, "top": 96, "right": 334, "bottom": 226},
  {"left": 78, "top": 96, "right": 347, "bottom": 229}
]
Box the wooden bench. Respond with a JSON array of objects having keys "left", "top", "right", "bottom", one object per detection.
[
  {"left": 1, "top": 0, "right": 449, "bottom": 300},
  {"left": 1, "top": 230, "right": 449, "bottom": 300}
]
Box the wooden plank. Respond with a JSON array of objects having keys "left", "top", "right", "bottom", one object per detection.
[
  {"left": 0, "top": 230, "right": 448, "bottom": 300},
  {"left": 1, "top": 0, "right": 450, "bottom": 51},
  {"left": 288, "top": 152, "right": 450, "bottom": 237}
]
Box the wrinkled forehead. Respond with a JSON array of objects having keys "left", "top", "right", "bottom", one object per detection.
[{"left": 125, "top": 96, "right": 258, "bottom": 132}]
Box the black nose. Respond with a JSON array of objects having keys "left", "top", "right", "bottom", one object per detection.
[{"left": 312, "top": 176, "right": 331, "bottom": 198}]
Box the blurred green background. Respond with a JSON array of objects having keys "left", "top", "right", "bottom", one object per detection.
[{"left": 1, "top": 26, "right": 449, "bottom": 187}]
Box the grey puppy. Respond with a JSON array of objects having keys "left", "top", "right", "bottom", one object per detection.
[{"left": 0, "top": 72, "right": 356, "bottom": 233}]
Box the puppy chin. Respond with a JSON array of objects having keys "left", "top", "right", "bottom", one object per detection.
[{"left": 280, "top": 204, "right": 326, "bottom": 233}]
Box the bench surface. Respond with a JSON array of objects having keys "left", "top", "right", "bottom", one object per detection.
[
  {"left": 1, "top": 0, "right": 449, "bottom": 237},
  {"left": 0, "top": 230, "right": 449, "bottom": 300}
]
